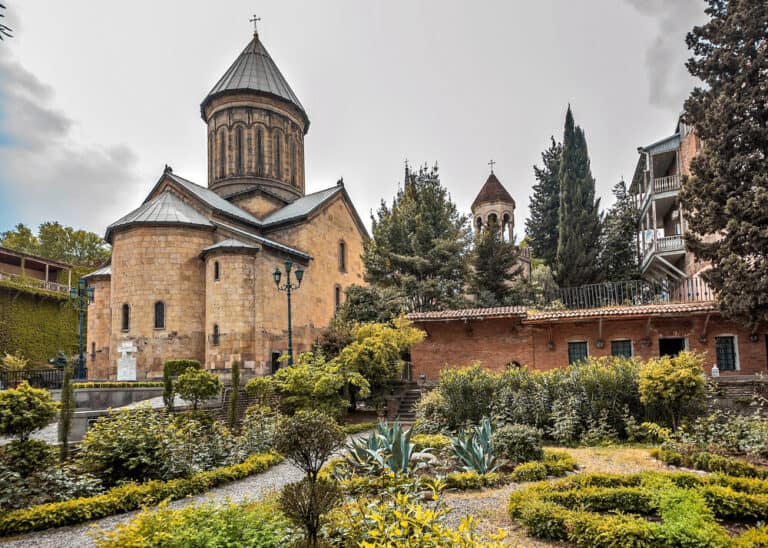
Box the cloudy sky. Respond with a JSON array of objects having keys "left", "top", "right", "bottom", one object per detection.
[{"left": 0, "top": 1, "right": 705, "bottom": 240}]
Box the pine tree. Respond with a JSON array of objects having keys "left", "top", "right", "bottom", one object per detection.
[
  {"left": 363, "top": 164, "right": 471, "bottom": 312},
  {"left": 526, "top": 138, "right": 562, "bottom": 267},
  {"left": 601, "top": 181, "right": 640, "bottom": 282},
  {"left": 680, "top": 0, "right": 768, "bottom": 330},
  {"left": 469, "top": 219, "right": 523, "bottom": 307},
  {"left": 555, "top": 106, "right": 602, "bottom": 287}
]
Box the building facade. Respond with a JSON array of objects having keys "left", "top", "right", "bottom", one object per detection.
[{"left": 84, "top": 29, "right": 367, "bottom": 379}]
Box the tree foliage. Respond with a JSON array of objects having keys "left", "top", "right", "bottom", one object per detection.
[
  {"left": 0, "top": 3, "right": 11, "bottom": 41},
  {"left": 680, "top": 0, "right": 768, "bottom": 329},
  {"left": 0, "top": 381, "right": 59, "bottom": 442},
  {"left": 526, "top": 138, "right": 562, "bottom": 267},
  {"left": 274, "top": 409, "right": 346, "bottom": 483},
  {"left": 0, "top": 222, "right": 111, "bottom": 265},
  {"left": 639, "top": 351, "right": 706, "bottom": 432},
  {"left": 337, "top": 284, "right": 406, "bottom": 325},
  {"left": 600, "top": 180, "right": 640, "bottom": 282},
  {"left": 555, "top": 106, "right": 603, "bottom": 287},
  {"left": 363, "top": 163, "right": 471, "bottom": 312},
  {"left": 174, "top": 368, "right": 222, "bottom": 411},
  {"left": 469, "top": 219, "right": 523, "bottom": 307},
  {"left": 58, "top": 364, "right": 74, "bottom": 461}
]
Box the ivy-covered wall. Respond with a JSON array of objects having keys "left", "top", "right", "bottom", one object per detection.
[{"left": 0, "top": 282, "right": 80, "bottom": 366}]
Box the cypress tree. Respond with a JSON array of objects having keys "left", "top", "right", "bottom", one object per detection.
[
  {"left": 555, "top": 106, "right": 602, "bottom": 287},
  {"left": 601, "top": 180, "right": 640, "bottom": 282},
  {"left": 526, "top": 138, "right": 562, "bottom": 267},
  {"left": 58, "top": 363, "right": 74, "bottom": 462},
  {"left": 680, "top": 0, "right": 768, "bottom": 330},
  {"left": 469, "top": 219, "right": 523, "bottom": 307},
  {"left": 228, "top": 360, "right": 240, "bottom": 430},
  {"left": 363, "top": 164, "right": 471, "bottom": 312}
]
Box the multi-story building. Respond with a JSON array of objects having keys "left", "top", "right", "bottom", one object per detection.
[{"left": 630, "top": 117, "right": 707, "bottom": 286}]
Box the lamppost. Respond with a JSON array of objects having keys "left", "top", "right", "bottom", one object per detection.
[
  {"left": 273, "top": 260, "right": 304, "bottom": 366},
  {"left": 69, "top": 278, "right": 94, "bottom": 379}
]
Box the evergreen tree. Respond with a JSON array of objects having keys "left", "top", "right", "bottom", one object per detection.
[
  {"left": 601, "top": 180, "right": 640, "bottom": 282},
  {"left": 554, "top": 107, "right": 602, "bottom": 287},
  {"left": 526, "top": 138, "right": 562, "bottom": 267},
  {"left": 363, "top": 164, "right": 471, "bottom": 312},
  {"left": 680, "top": 0, "right": 768, "bottom": 330},
  {"left": 469, "top": 219, "right": 523, "bottom": 307}
]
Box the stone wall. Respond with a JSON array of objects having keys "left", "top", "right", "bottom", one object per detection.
[{"left": 86, "top": 276, "right": 111, "bottom": 379}]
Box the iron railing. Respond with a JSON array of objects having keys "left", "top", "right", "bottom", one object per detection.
[
  {"left": 0, "top": 272, "right": 69, "bottom": 294},
  {"left": 0, "top": 368, "right": 64, "bottom": 390}
]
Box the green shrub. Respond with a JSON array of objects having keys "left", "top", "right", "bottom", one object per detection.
[
  {"left": 241, "top": 405, "right": 280, "bottom": 454},
  {"left": 542, "top": 450, "right": 578, "bottom": 476},
  {"left": 340, "top": 421, "right": 377, "bottom": 435},
  {"left": 510, "top": 461, "right": 548, "bottom": 482},
  {"left": 651, "top": 446, "right": 768, "bottom": 479},
  {"left": 174, "top": 368, "right": 221, "bottom": 410},
  {"left": 0, "top": 381, "right": 59, "bottom": 442},
  {"left": 657, "top": 486, "right": 729, "bottom": 547},
  {"left": 0, "top": 452, "right": 283, "bottom": 536},
  {"left": 732, "top": 524, "right": 768, "bottom": 547},
  {"left": 0, "top": 439, "right": 55, "bottom": 478},
  {"left": 93, "top": 499, "right": 299, "bottom": 548},
  {"left": 162, "top": 359, "right": 201, "bottom": 410},
  {"left": 245, "top": 375, "right": 276, "bottom": 405},
  {"left": 412, "top": 389, "right": 450, "bottom": 434},
  {"left": 0, "top": 460, "right": 102, "bottom": 512},
  {"left": 275, "top": 410, "right": 345, "bottom": 482},
  {"left": 444, "top": 470, "right": 504, "bottom": 490},
  {"left": 279, "top": 478, "right": 342, "bottom": 546},
  {"left": 639, "top": 351, "right": 706, "bottom": 431},
  {"left": 435, "top": 364, "right": 497, "bottom": 429},
  {"left": 492, "top": 423, "right": 543, "bottom": 465},
  {"left": 411, "top": 433, "right": 451, "bottom": 452}
]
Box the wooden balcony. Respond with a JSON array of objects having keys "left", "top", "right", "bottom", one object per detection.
[
  {"left": 653, "top": 174, "right": 681, "bottom": 194},
  {"left": 0, "top": 272, "right": 70, "bottom": 294}
]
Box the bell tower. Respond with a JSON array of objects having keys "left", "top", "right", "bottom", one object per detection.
[
  {"left": 201, "top": 25, "right": 309, "bottom": 202},
  {"left": 471, "top": 164, "right": 516, "bottom": 242}
]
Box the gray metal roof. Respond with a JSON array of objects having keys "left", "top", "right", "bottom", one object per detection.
[
  {"left": 201, "top": 238, "right": 259, "bottom": 253},
  {"left": 641, "top": 133, "right": 681, "bottom": 155},
  {"left": 202, "top": 34, "right": 308, "bottom": 127},
  {"left": 106, "top": 191, "right": 213, "bottom": 241},
  {"left": 262, "top": 185, "right": 342, "bottom": 226},
  {"left": 165, "top": 172, "right": 263, "bottom": 227},
  {"left": 212, "top": 220, "right": 311, "bottom": 261},
  {"left": 82, "top": 264, "right": 112, "bottom": 279}
]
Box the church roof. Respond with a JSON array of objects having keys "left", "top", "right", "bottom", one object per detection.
[
  {"left": 201, "top": 33, "right": 309, "bottom": 129},
  {"left": 262, "top": 185, "right": 342, "bottom": 226},
  {"left": 164, "top": 171, "right": 263, "bottom": 227},
  {"left": 200, "top": 238, "right": 259, "bottom": 257},
  {"left": 211, "top": 220, "right": 312, "bottom": 261},
  {"left": 471, "top": 173, "right": 515, "bottom": 211},
  {"left": 82, "top": 264, "right": 112, "bottom": 279},
  {"left": 105, "top": 190, "right": 213, "bottom": 242}
]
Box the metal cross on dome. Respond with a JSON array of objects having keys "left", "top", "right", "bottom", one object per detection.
[
  {"left": 249, "top": 14, "right": 261, "bottom": 35},
  {"left": 488, "top": 159, "right": 496, "bottom": 173}
]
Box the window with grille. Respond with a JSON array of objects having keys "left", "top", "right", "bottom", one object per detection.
[
  {"left": 715, "top": 336, "right": 737, "bottom": 371},
  {"left": 611, "top": 339, "right": 632, "bottom": 358},
  {"left": 568, "top": 341, "right": 588, "bottom": 365}
]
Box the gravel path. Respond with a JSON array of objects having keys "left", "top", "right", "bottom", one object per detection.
[{"left": 1, "top": 431, "right": 370, "bottom": 548}]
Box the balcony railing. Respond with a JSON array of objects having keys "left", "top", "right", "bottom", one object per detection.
[
  {"left": 653, "top": 174, "right": 681, "bottom": 194},
  {"left": 0, "top": 368, "right": 64, "bottom": 390},
  {"left": 656, "top": 235, "right": 685, "bottom": 252},
  {"left": 0, "top": 271, "right": 70, "bottom": 294}
]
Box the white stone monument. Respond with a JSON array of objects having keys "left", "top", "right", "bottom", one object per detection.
[{"left": 117, "top": 342, "right": 137, "bottom": 381}]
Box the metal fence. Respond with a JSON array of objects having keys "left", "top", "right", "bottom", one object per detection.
[{"left": 0, "top": 368, "right": 64, "bottom": 390}]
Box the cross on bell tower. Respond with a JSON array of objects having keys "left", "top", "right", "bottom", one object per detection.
[
  {"left": 488, "top": 159, "right": 496, "bottom": 174},
  {"left": 249, "top": 14, "right": 261, "bottom": 36}
]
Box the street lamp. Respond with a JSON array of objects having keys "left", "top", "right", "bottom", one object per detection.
[
  {"left": 273, "top": 260, "right": 304, "bottom": 366},
  {"left": 69, "top": 278, "right": 94, "bottom": 379}
]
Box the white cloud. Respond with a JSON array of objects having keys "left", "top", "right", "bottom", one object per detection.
[{"left": 0, "top": 51, "right": 143, "bottom": 236}]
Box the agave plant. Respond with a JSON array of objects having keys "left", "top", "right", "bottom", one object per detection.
[
  {"left": 449, "top": 417, "right": 500, "bottom": 474},
  {"left": 343, "top": 420, "right": 422, "bottom": 476},
  {"left": 343, "top": 431, "right": 386, "bottom": 473}
]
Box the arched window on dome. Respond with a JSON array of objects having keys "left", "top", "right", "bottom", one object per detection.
[
  {"left": 256, "top": 128, "right": 264, "bottom": 176},
  {"left": 488, "top": 213, "right": 498, "bottom": 226},
  {"left": 502, "top": 213, "right": 512, "bottom": 242},
  {"left": 476, "top": 216, "right": 483, "bottom": 232},
  {"left": 235, "top": 126, "right": 244, "bottom": 176},
  {"left": 121, "top": 304, "right": 130, "bottom": 332},
  {"left": 273, "top": 132, "right": 282, "bottom": 179},
  {"left": 213, "top": 261, "right": 220, "bottom": 281},
  {"left": 154, "top": 301, "right": 165, "bottom": 330},
  {"left": 218, "top": 132, "right": 227, "bottom": 179}
]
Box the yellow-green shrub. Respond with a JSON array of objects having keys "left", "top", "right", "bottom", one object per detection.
[
  {"left": 511, "top": 461, "right": 548, "bottom": 482},
  {"left": 411, "top": 433, "right": 451, "bottom": 451},
  {"left": 340, "top": 421, "right": 377, "bottom": 435},
  {"left": 651, "top": 447, "right": 768, "bottom": 479},
  {"left": 445, "top": 470, "right": 503, "bottom": 489},
  {"left": 0, "top": 452, "right": 282, "bottom": 536}
]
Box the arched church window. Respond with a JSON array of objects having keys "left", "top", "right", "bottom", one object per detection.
[
  {"left": 235, "top": 126, "right": 244, "bottom": 176},
  {"left": 212, "top": 324, "right": 220, "bottom": 346},
  {"left": 218, "top": 132, "right": 227, "bottom": 179},
  {"left": 476, "top": 217, "right": 483, "bottom": 231},
  {"left": 488, "top": 213, "right": 498, "bottom": 226},
  {"left": 334, "top": 285, "right": 342, "bottom": 312},
  {"left": 290, "top": 139, "right": 297, "bottom": 186},
  {"left": 121, "top": 304, "right": 130, "bottom": 332},
  {"left": 154, "top": 301, "right": 165, "bottom": 329},
  {"left": 274, "top": 133, "right": 282, "bottom": 179},
  {"left": 256, "top": 128, "right": 264, "bottom": 175},
  {"left": 214, "top": 261, "right": 220, "bottom": 281},
  {"left": 338, "top": 240, "right": 347, "bottom": 272},
  {"left": 503, "top": 213, "right": 511, "bottom": 242}
]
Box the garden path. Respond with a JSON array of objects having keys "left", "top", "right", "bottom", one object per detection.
[{"left": 1, "top": 430, "right": 371, "bottom": 548}]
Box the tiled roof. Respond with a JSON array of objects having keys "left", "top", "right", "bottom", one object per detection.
[
  {"left": 525, "top": 302, "right": 717, "bottom": 322},
  {"left": 82, "top": 264, "right": 112, "bottom": 279},
  {"left": 165, "top": 172, "right": 262, "bottom": 227},
  {"left": 106, "top": 191, "right": 213, "bottom": 241},
  {"left": 201, "top": 34, "right": 308, "bottom": 127},
  {"left": 471, "top": 173, "right": 515, "bottom": 211},
  {"left": 407, "top": 302, "right": 717, "bottom": 323},
  {"left": 262, "top": 185, "right": 342, "bottom": 226},
  {"left": 408, "top": 306, "right": 528, "bottom": 321}
]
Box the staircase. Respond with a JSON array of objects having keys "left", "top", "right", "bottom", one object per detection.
[{"left": 396, "top": 387, "right": 422, "bottom": 423}]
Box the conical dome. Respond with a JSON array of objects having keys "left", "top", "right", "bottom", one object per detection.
[
  {"left": 201, "top": 33, "right": 309, "bottom": 129},
  {"left": 471, "top": 173, "right": 515, "bottom": 210}
]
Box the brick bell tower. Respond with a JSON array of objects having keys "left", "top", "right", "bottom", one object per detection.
[{"left": 201, "top": 24, "right": 310, "bottom": 202}]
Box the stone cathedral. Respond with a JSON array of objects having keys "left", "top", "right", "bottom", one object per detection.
[{"left": 84, "top": 29, "right": 367, "bottom": 379}]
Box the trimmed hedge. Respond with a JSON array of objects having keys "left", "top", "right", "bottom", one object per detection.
[
  {"left": 0, "top": 451, "right": 282, "bottom": 537},
  {"left": 508, "top": 471, "right": 768, "bottom": 547},
  {"left": 340, "top": 421, "right": 377, "bottom": 435},
  {"left": 411, "top": 433, "right": 451, "bottom": 451},
  {"left": 71, "top": 382, "right": 163, "bottom": 389},
  {"left": 651, "top": 447, "right": 768, "bottom": 479}
]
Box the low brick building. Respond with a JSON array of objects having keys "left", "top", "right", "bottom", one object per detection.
[{"left": 408, "top": 303, "right": 768, "bottom": 382}]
